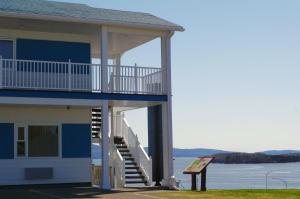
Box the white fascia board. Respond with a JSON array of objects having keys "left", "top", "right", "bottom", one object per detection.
[
  {"left": 0, "top": 11, "right": 185, "bottom": 32},
  {"left": 0, "top": 97, "right": 102, "bottom": 107}
]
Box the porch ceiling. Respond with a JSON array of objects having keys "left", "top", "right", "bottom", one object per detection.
[{"left": 0, "top": 16, "right": 159, "bottom": 58}]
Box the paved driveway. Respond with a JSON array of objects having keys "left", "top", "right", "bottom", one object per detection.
[{"left": 0, "top": 186, "right": 164, "bottom": 199}]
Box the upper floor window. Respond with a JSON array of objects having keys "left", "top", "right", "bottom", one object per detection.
[{"left": 0, "top": 40, "right": 13, "bottom": 59}]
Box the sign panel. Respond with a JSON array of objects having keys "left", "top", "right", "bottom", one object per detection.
[{"left": 183, "top": 157, "right": 214, "bottom": 174}]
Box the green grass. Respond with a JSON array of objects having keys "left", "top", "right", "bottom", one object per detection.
[{"left": 146, "top": 189, "right": 300, "bottom": 199}]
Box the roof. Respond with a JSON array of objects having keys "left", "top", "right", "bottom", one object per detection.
[{"left": 0, "top": 0, "right": 184, "bottom": 31}]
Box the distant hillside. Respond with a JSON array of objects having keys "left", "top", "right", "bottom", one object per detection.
[
  {"left": 143, "top": 147, "right": 230, "bottom": 157},
  {"left": 173, "top": 148, "right": 230, "bottom": 157},
  {"left": 262, "top": 150, "right": 300, "bottom": 155},
  {"left": 213, "top": 153, "right": 300, "bottom": 164}
]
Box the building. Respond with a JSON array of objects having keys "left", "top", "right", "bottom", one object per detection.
[{"left": 0, "top": 0, "right": 184, "bottom": 189}]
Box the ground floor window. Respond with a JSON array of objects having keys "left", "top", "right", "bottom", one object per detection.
[
  {"left": 28, "top": 126, "right": 59, "bottom": 157},
  {"left": 17, "top": 127, "right": 25, "bottom": 157},
  {"left": 16, "top": 125, "right": 59, "bottom": 158}
]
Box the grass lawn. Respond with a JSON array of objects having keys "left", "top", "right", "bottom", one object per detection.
[{"left": 145, "top": 189, "right": 300, "bottom": 199}]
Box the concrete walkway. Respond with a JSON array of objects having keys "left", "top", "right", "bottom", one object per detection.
[{"left": 0, "top": 186, "right": 166, "bottom": 199}]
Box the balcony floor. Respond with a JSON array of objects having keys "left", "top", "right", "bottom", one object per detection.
[{"left": 0, "top": 89, "right": 167, "bottom": 108}]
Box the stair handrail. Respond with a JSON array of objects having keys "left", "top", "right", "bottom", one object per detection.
[
  {"left": 111, "top": 144, "right": 125, "bottom": 188},
  {"left": 138, "top": 144, "right": 153, "bottom": 185}
]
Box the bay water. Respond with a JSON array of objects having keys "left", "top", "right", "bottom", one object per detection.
[{"left": 93, "top": 157, "right": 300, "bottom": 189}]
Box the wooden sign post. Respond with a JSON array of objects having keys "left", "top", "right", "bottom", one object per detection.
[{"left": 183, "top": 157, "right": 214, "bottom": 191}]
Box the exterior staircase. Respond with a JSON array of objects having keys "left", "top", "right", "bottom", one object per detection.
[
  {"left": 92, "top": 108, "right": 101, "bottom": 142},
  {"left": 114, "top": 137, "right": 147, "bottom": 186},
  {"left": 91, "top": 111, "right": 152, "bottom": 188}
]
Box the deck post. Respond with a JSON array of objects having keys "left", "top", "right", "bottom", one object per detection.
[
  {"left": 100, "top": 25, "right": 111, "bottom": 190},
  {"left": 0, "top": 55, "right": 2, "bottom": 89},
  {"left": 134, "top": 63, "right": 138, "bottom": 93},
  {"left": 161, "top": 33, "right": 175, "bottom": 188},
  {"left": 101, "top": 26, "right": 108, "bottom": 93},
  {"left": 201, "top": 168, "right": 207, "bottom": 191},
  {"left": 68, "top": 59, "right": 71, "bottom": 91},
  {"left": 113, "top": 54, "right": 121, "bottom": 92},
  {"left": 191, "top": 174, "right": 197, "bottom": 191}
]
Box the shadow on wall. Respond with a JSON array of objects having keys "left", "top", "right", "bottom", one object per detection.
[{"left": 92, "top": 143, "right": 101, "bottom": 160}]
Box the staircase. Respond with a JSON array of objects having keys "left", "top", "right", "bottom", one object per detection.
[
  {"left": 91, "top": 110, "right": 152, "bottom": 188},
  {"left": 92, "top": 108, "right": 101, "bottom": 142},
  {"left": 114, "top": 137, "right": 148, "bottom": 186}
]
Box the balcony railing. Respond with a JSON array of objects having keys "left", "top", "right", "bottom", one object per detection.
[{"left": 0, "top": 58, "right": 165, "bottom": 95}]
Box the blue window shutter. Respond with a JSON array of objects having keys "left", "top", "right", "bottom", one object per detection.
[
  {"left": 0, "top": 40, "right": 13, "bottom": 59},
  {"left": 0, "top": 123, "right": 14, "bottom": 159},
  {"left": 16, "top": 39, "right": 91, "bottom": 63},
  {"left": 61, "top": 124, "right": 91, "bottom": 158}
]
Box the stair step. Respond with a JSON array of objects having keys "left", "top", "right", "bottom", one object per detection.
[
  {"left": 125, "top": 162, "right": 136, "bottom": 165},
  {"left": 114, "top": 141, "right": 124, "bottom": 144},
  {"left": 125, "top": 171, "right": 142, "bottom": 174},
  {"left": 119, "top": 149, "right": 129, "bottom": 152},
  {"left": 125, "top": 166, "right": 139, "bottom": 170},
  {"left": 116, "top": 145, "right": 127, "bottom": 148},
  {"left": 125, "top": 157, "right": 134, "bottom": 161},
  {"left": 92, "top": 118, "right": 102, "bottom": 122},
  {"left": 125, "top": 180, "right": 147, "bottom": 184},
  {"left": 125, "top": 175, "right": 144, "bottom": 179},
  {"left": 122, "top": 154, "right": 132, "bottom": 157}
]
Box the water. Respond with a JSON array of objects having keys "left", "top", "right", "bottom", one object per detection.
[
  {"left": 93, "top": 157, "right": 300, "bottom": 189},
  {"left": 175, "top": 157, "right": 300, "bottom": 190}
]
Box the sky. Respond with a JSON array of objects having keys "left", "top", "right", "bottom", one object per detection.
[{"left": 54, "top": 0, "right": 300, "bottom": 152}]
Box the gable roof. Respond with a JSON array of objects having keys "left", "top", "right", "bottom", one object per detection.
[{"left": 0, "top": 0, "right": 184, "bottom": 31}]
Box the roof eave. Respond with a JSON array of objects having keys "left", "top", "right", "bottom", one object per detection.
[{"left": 0, "top": 11, "right": 185, "bottom": 32}]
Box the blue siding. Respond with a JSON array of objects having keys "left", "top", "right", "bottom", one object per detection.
[
  {"left": 16, "top": 39, "right": 91, "bottom": 63},
  {"left": 62, "top": 124, "right": 91, "bottom": 158},
  {"left": 0, "top": 123, "right": 14, "bottom": 159}
]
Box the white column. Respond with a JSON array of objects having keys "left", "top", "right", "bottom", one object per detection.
[
  {"left": 100, "top": 26, "right": 111, "bottom": 190},
  {"left": 101, "top": 26, "right": 108, "bottom": 93},
  {"left": 161, "top": 33, "right": 175, "bottom": 188},
  {"left": 113, "top": 54, "right": 121, "bottom": 92}
]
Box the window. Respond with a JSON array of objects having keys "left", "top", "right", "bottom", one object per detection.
[
  {"left": 15, "top": 125, "right": 59, "bottom": 158},
  {"left": 0, "top": 40, "right": 13, "bottom": 59},
  {"left": 17, "top": 127, "right": 25, "bottom": 157},
  {"left": 28, "top": 126, "right": 59, "bottom": 157}
]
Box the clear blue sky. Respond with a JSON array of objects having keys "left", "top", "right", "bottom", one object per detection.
[{"left": 54, "top": 0, "right": 300, "bottom": 152}]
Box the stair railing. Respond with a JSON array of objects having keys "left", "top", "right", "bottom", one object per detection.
[
  {"left": 111, "top": 144, "right": 125, "bottom": 188},
  {"left": 115, "top": 113, "right": 153, "bottom": 186}
]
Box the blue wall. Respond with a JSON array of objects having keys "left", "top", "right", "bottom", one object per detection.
[
  {"left": 16, "top": 39, "right": 91, "bottom": 63},
  {"left": 0, "top": 123, "right": 14, "bottom": 159},
  {"left": 61, "top": 124, "right": 91, "bottom": 158}
]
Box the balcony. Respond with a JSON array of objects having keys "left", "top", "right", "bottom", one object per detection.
[{"left": 0, "top": 59, "right": 165, "bottom": 95}]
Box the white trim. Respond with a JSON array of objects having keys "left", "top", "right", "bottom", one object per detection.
[
  {"left": 0, "top": 97, "right": 102, "bottom": 107},
  {"left": 101, "top": 100, "right": 110, "bottom": 189},
  {"left": 0, "top": 11, "right": 184, "bottom": 32},
  {"left": 101, "top": 26, "right": 108, "bottom": 93}
]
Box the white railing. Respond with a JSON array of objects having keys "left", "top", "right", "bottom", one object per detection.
[
  {"left": 0, "top": 58, "right": 165, "bottom": 95},
  {"left": 107, "top": 65, "right": 165, "bottom": 95},
  {"left": 109, "top": 141, "right": 125, "bottom": 188},
  {"left": 114, "top": 114, "right": 153, "bottom": 186}
]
